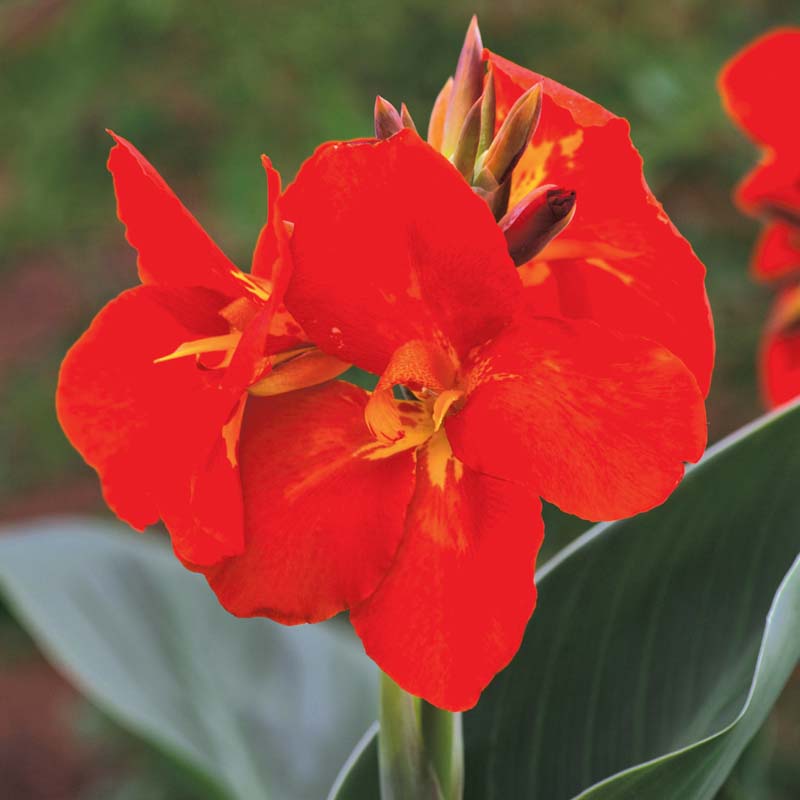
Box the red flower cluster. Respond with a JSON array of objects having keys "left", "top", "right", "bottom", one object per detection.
[
  {"left": 57, "top": 20, "right": 713, "bottom": 710},
  {"left": 719, "top": 28, "right": 800, "bottom": 408}
]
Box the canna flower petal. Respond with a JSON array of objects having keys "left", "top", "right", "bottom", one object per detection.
[
  {"left": 718, "top": 28, "right": 800, "bottom": 150},
  {"left": 281, "top": 130, "right": 522, "bottom": 375},
  {"left": 59, "top": 136, "right": 327, "bottom": 567},
  {"left": 445, "top": 315, "right": 707, "bottom": 522},
  {"left": 205, "top": 382, "right": 418, "bottom": 624},
  {"left": 56, "top": 286, "right": 246, "bottom": 565},
  {"left": 735, "top": 151, "right": 800, "bottom": 220},
  {"left": 488, "top": 53, "right": 714, "bottom": 397},
  {"left": 760, "top": 286, "right": 800, "bottom": 408},
  {"left": 753, "top": 222, "right": 800, "bottom": 283},
  {"left": 718, "top": 29, "right": 800, "bottom": 223},
  {"left": 107, "top": 132, "right": 269, "bottom": 301},
  {"left": 350, "top": 431, "right": 543, "bottom": 712},
  {"left": 249, "top": 155, "right": 309, "bottom": 354}
]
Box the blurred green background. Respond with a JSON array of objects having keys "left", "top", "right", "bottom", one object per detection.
[{"left": 0, "top": 0, "right": 797, "bottom": 797}]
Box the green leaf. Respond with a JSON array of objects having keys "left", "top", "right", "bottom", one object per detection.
[
  {"left": 0, "top": 518, "right": 378, "bottom": 800},
  {"left": 327, "top": 722, "right": 379, "bottom": 800},
  {"left": 330, "top": 402, "right": 800, "bottom": 799}
]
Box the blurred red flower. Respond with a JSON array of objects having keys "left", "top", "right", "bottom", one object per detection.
[
  {"left": 719, "top": 28, "right": 800, "bottom": 407},
  {"left": 58, "top": 20, "right": 713, "bottom": 710}
]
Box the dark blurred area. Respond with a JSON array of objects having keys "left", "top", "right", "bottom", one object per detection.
[{"left": 0, "top": 0, "right": 797, "bottom": 797}]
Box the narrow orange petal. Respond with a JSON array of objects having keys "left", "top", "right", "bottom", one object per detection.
[
  {"left": 153, "top": 332, "right": 242, "bottom": 365},
  {"left": 247, "top": 348, "right": 350, "bottom": 397}
]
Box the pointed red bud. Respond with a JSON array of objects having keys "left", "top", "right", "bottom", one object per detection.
[
  {"left": 374, "top": 96, "right": 403, "bottom": 140},
  {"left": 475, "top": 82, "right": 542, "bottom": 190},
  {"left": 400, "top": 103, "right": 418, "bottom": 133},
  {"left": 441, "top": 16, "right": 484, "bottom": 157},
  {"left": 499, "top": 184, "right": 576, "bottom": 264},
  {"left": 428, "top": 76, "right": 454, "bottom": 151}
]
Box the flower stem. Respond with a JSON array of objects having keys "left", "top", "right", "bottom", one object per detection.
[
  {"left": 378, "top": 671, "right": 464, "bottom": 800},
  {"left": 421, "top": 698, "right": 464, "bottom": 800}
]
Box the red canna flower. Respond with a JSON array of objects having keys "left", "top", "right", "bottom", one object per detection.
[
  {"left": 58, "top": 19, "right": 713, "bottom": 712},
  {"left": 56, "top": 133, "right": 349, "bottom": 567},
  {"left": 207, "top": 22, "right": 711, "bottom": 708},
  {"left": 719, "top": 28, "right": 800, "bottom": 407}
]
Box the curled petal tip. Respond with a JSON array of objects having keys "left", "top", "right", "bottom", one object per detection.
[
  {"left": 500, "top": 184, "right": 577, "bottom": 265},
  {"left": 374, "top": 96, "right": 404, "bottom": 140}
]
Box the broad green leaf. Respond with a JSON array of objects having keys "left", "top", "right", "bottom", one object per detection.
[
  {"left": 330, "top": 402, "right": 800, "bottom": 799},
  {"left": 327, "top": 722, "right": 379, "bottom": 800},
  {"left": 0, "top": 518, "right": 378, "bottom": 800}
]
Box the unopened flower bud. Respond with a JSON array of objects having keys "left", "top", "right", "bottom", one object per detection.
[
  {"left": 400, "top": 103, "right": 418, "bottom": 134},
  {"left": 474, "top": 82, "right": 542, "bottom": 190},
  {"left": 427, "top": 76, "right": 454, "bottom": 151},
  {"left": 374, "top": 96, "right": 403, "bottom": 140},
  {"left": 452, "top": 95, "right": 483, "bottom": 179},
  {"left": 477, "top": 66, "right": 496, "bottom": 159},
  {"left": 441, "top": 16, "right": 484, "bottom": 157},
  {"left": 499, "top": 184, "right": 576, "bottom": 264},
  {"left": 474, "top": 178, "right": 511, "bottom": 221}
]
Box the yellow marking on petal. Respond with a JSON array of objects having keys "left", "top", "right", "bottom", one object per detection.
[
  {"left": 509, "top": 139, "right": 555, "bottom": 207},
  {"left": 406, "top": 269, "right": 423, "bottom": 301},
  {"left": 284, "top": 445, "right": 363, "bottom": 503},
  {"left": 424, "top": 429, "right": 463, "bottom": 490},
  {"left": 358, "top": 400, "right": 434, "bottom": 460},
  {"left": 219, "top": 296, "right": 258, "bottom": 330},
  {"left": 559, "top": 130, "right": 583, "bottom": 160},
  {"left": 229, "top": 269, "right": 272, "bottom": 301},
  {"left": 432, "top": 389, "right": 465, "bottom": 431},
  {"left": 518, "top": 260, "right": 552, "bottom": 287},
  {"left": 154, "top": 332, "right": 242, "bottom": 364},
  {"left": 544, "top": 240, "right": 638, "bottom": 261},
  {"left": 221, "top": 395, "right": 247, "bottom": 468},
  {"left": 585, "top": 257, "right": 635, "bottom": 286}
]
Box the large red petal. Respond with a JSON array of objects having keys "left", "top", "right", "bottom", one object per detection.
[
  {"left": 281, "top": 130, "right": 521, "bottom": 375},
  {"left": 107, "top": 132, "right": 267, "bottom": 301},
  {"left": 205, "top": 382, "right": 418, "bottom": 624},
  {"left": 487, "top": 51, "right": 616, "bottom": 128},
  {"left": 351, "top": 432, "right": 543, "bottom": 711},
  {"left": 753, "top": 221, "right": 800, "bottom": 283},
  {"left": 718, "top": 28, "right": 800, "bottom": 149},
  {"left": 760, "top": 287, "right": 800, "bottom": 409},
  {"left": 488, "top": 54, "right": 714, "bottom": 397},
  {"left": 56, "top": 286, "right": 246, "bottom": 565},
  {"left": 445, "top": 316, "right": 707, "bottom": 522}
]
